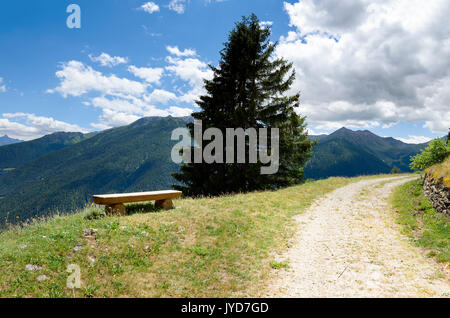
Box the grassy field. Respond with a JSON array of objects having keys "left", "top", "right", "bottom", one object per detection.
[
  {"left": 0, "top": 175, "right": 391, "bottom": 298},
  {"left": 390, "top": 178, "right": 449, "bottom": 263},
  {"left": 0, "top": 174, "right": 412, "bottom": 298}
]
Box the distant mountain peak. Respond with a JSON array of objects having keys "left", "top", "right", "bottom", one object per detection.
[
  {"left": 358, "top": 129, "right": 378, "bottom": 136},
  {"left": 129, "top": 116, "right": 192, "bottom": 128},
  {"left": 330, "top": 127, "right": 382, "bottom": 139},
  {"left": 334, "top": 127, "right": 376, "bottom": 134},
  {"left": 336, "top": 127, "right": 351, "bottom": 132},
  {"left": 0, "top": 135, "right": 23, "bottom": 146},
  {"left": 305, "top": 126, "right": 429, "bottom": 179},
  {"left": 330, "top": 127, "right": 355, "bottom": 137}
]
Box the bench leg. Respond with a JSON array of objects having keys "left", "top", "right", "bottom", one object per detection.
[
  {"left": 105, "top": 203, "right": 127, "bottom": 216},
  {"left": 155, "top": 199, "right": 174, "bottom": 210}
]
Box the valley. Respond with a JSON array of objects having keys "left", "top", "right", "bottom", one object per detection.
[
  {"left": 0, "top": 117, "right": 434, "bottom": 227},
  {"left": 0, "top": 117, "right": 189, "bottom": 226}
]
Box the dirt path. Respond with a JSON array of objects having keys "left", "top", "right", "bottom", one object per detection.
[{"left": 266, "top": 176, "right": 449, "bottom": 297}]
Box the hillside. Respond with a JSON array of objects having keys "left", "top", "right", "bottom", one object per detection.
[
  {"left": 0, "top": 132, "right": 92, "bottom": 172},
  {"left": 2, "top": 174, "right": 446, "bottom": 298},
  {"left": 0, "top": 120, "right": 432, "bottom": 226},
  {"left": 0, "top": 135, "right": 22, "bottom": 147},
  {"left": 0, "top": 176, "right": 370, "bottom": 298},
  {"left": 305, "top": 137, "right": 391, "bottom": 178},
  {"left": 305, "top": 127, "right": 427, "bottom": 179},
  {"left": 0, "top": 117, "right": 189, "bottom": 226},
  {"left": 391, "top": 160, "right": 450, "bottom": 263}
]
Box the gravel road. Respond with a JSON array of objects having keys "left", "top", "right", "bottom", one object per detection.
[{"left": 266, "top": 176, "right": 449, "bottom": 297}]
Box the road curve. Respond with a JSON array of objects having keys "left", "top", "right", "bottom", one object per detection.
[{"left": 266, "top": 176, "right": 449, "bottom": 297}]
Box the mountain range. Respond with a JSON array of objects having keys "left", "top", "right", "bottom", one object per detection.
[
  {"left": 305, "top": 127, "right": 428, "bottom": 179},
  {"left": 0, "top": 135, "right": 22, "bottom": 147},
  {"left": 0, "top": 132, "right": 94, "bottom": 171},
  {"left": 0, "top": 117, "right": 188, "bottom": 226},
  {"left": 0, "top": 117, "right": 431, "bottom": 227}
]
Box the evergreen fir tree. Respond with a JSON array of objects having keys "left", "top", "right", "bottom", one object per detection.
[{"left": 172, "top": 14, "right": 315, "bottom": 196}]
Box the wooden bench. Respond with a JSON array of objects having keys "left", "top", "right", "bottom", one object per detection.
[{"left": 93, "top": 190, "right": 182, "bottom": 215}]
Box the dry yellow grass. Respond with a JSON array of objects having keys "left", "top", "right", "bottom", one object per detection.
[{"left": 427, "top": 156, "right": 450, "bottom": 187}]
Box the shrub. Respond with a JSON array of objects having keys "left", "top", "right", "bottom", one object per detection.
[
  {"left": 391, "top": 166, "right": 401, "bottom": 174},
  {"left": 85, "top": 209, "right": 106, "bottom": 220},
  {"left": 409, "top": 138, "right": 450, "bottom": 171}
]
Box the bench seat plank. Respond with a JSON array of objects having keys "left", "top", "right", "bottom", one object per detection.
[{"left": 93, "top": 190, "right": 182, "bottom": 205}]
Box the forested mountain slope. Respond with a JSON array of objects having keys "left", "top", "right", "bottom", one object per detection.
[
  {"left": 305, "top": 127, "right": 427, "bottom": 179},
  {"left": 0, "top": 117, "right": 189, "bottom": 226}
]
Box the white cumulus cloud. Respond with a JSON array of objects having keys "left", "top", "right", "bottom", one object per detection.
[
  {"left": 128, "top": 65, "right": 164, "bottom": 84},
  {"left": 165, "top": 56, "right": 213, "bottom": 104},
  {"left": 46, "top": 46, "right": 214, "bottom": 131},
  {"left": 140, "top": 2, "right": 160, "bottom": 14},
  {"left": 145, "top": 89, "right": 178, "bottom": 104},
  {"left": 0, "top": 77, "right": 6, "bottom": 92},
  {"left": 276, "top": 0, "right": 450, "bottom": 134},
  {"left": 89, "top": 52, "right": 129, "bottom": 67},
  {"left": 166, "top": 46, "right": 196, "bottom": 57},
  {"left": 260, "top": 21, "right": 273, "bottom": 28},
  {"left": 89, "top": 95, "right": 194, "bottom": 129},
  {"left": 47, "top": 61, "right": 146, "bottom": 97},
  {"left": 167, "top": 106, "right": 193, "bottom": 117},
  {"left": 165, "top": 56, "right": 212, "bottom": 90},
  {"left": 0, "top": 113, "right": 87, "bottom": 140},
  {"left": 396, "top": 135, "right": 432, "bottom": 144},
  {"left": 169, "top": 0, "right": 187, "bottom": 14}
]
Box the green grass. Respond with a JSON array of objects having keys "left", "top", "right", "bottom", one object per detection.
[
  {"left": 0, "top": 174, "right": 394, "bottom": 298},
  {"left": 390, "top": 178, "right": 450, "bottom": 263},
  {"left": 270, "top": 262, "right": 289, "bottom": 269}
]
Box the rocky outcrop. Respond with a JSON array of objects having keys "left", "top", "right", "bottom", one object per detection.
[{"left": 423, "top": 173, "right": 450, "bottom": 215}]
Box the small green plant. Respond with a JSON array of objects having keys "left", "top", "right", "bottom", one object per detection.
[
  {"left": 111, "top": 263, "right": 125, "bottom": 275},
  {"left": 83, "top": 284, "right": 99, "bottom": 298},
  {"left": 85, "top": 209, "right": 106, "bottom": 220},
  {"left": 49, "top": 283, "right": 66, "bottom": 298},
  {"left": 105, "top": 220, "right": 120, "bottom": 231},
  {"left": 270, "top": 262, "right": 289, "bottom": 269},
  {"left": 111, "top": 281, "right": 125, "bottom": 294},
  {"left": 191, "top": 246, "right": 209, "bottom": 257},
  {"left": 409, "top": 138, "right": 450, "bottom": 171}
]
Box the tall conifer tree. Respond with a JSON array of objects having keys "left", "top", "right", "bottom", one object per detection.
[{"left": 173, "top": 14, "right": 315, "bottom": 196}]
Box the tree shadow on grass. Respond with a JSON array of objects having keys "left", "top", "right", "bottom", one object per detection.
[{"left": 125, "top": 202, "right": 165, "bottom": 215}]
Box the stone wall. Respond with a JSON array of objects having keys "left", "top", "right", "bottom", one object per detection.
[{"left": 423, "top": 173, "right": 450, "bottom": 215}]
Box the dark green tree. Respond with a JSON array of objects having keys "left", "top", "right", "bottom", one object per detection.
[
  {"left": 172, "top": 14, "right": 315, "bottom": 196},
  {"left": 391, "top": 166, "right": 401, "bottom": 174}
]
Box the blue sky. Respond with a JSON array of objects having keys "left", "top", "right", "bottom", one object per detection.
[{"left": 0, "top": 0, "right": 448, "bottom": 142}]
